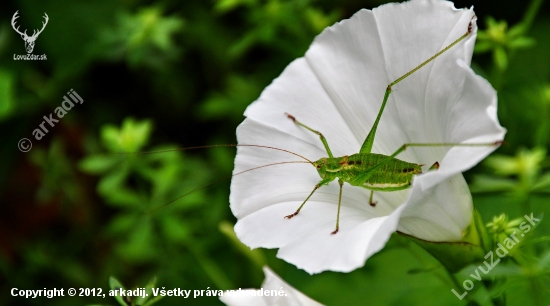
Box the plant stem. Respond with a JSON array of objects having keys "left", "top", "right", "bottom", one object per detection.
[
  {"left": 186, "top": 237, "right": 234, "bottom": 290},
  {"left": 522, "top": 0, "right": 545, "bottom": 32}
]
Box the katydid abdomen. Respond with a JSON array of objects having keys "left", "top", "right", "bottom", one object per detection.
[
  {"left": 347, "top": 153, "right": 422, "bottom": 191},
  {"left": 314, "top": 153, "right": 422, "bottom": 192}
]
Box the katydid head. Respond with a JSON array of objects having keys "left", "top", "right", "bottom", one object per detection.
[
  {"left": 313, "top": 157, "right": 342, "bottom": 180},
  {"left": 313, "top": 158, "right": 328, "bottom": 177}
]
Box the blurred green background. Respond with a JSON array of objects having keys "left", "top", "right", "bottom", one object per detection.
[{"left": 1, "top": 0, "right": 549, "bottom": 305}]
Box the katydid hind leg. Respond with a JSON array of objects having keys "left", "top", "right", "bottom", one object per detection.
[
  {"left": 360, "top": 21, "right": 475, "bottom": 155},
  {"left": 394, "top": 141, "right": 503, "bottom": 157},
  {"left": 386, "top": 142, "right": 501, "bottom": 173},
  {"left": 428, "top": 161, "right": 440, "bottom": 171},
  {"left": 353, "top": 141, "right": 501, "bottom": 187},
  {"left": 369, "top": 190, "right": 377, "bottom": 207}
]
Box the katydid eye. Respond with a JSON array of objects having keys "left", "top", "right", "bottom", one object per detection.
[{"left": 317, "top": 165, "right": 321, "bottom": 169}]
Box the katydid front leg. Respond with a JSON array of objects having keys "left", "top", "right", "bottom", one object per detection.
[
  {"left": 285, "top": 113, "right": 334, "bottom": 158},
  {"left": 284, "top": 179, "right": 327, "bottom": 220}
]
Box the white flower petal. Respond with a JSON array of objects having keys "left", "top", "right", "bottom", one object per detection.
[
  {"left": 395, "top": 57, "right": 505, "bottom": 240},
  {"left": 220, "top": 267, "right": 323, "bottom": 306},
  {"left": 242, "top": 57, "right": 359, "bottom": 158},
  {"left": 231, "top": 0, "right": 506, "bottom": 273},
  {"left": 236, "top": 202, "right": 405, "bottom": 274},
  {"left": 398, "top": 173, "right": 472, "bottom": 240},
  {"left": 261, "top": 267, "right": 323, "bottom": 306}
]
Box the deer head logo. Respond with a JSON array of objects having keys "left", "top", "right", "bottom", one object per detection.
[{"left": 11, "top": 11, "right": 49, "bottom": 54}]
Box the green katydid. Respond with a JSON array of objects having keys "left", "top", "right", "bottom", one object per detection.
[
  {"left": 145, "top": 18, "right": 500, "bottom": 236},
  {"left": 279, "top": 18, "right": 502, "bottom": 235}
]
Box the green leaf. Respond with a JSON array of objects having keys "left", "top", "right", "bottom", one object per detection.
[
  {"left": 98, "top": 7, "right": 184, "bottom": 68},
  {"left": 474, "top": 210, "right": 492, "bottom": 253},
  {"left": 116, "top": 219, "right": 156, "bottom": 262},
  {"left": 486, "top": 275, "right": 508, "bottom": 298},
  {"left": 200, "top": 74, "right": 262, "bottom": 120},
  {"left": 101, "top": 118, "right": 153, "bottom": 152},
  {"left": 101, "top": 125, "right": 123, "bottom": 152},
  {"left": 215, "top": 0, "right": 257, "bottom": 12},
  {"left": 143, "top": 294, "right": 165, "bottom": 306},
  {"left": 400, "top": 232, "right": 485, "bottom": 273},
  {"left": 523, "top": 236, "right": 550, "bottom": 247},
  {"left": 148, "top": 14, "right": 185, "bottom": 51},
  {"left": 470, "top": 175, "right": 516, "bottom": 193},
  {"left": 533, "top": 172, "right": 550, "bottom": 192},
  {"left": 476, "top": 31, "right": 490, "bottom": 40},
  {"left": 508, "top": 36, "right": 536, "bottom": 49},
  {"left": 474, "top": 41, "right": 493, "bottom": 53},
  {"left": 538, "top": 248, "right": 550, "bottom": 269},
  {"left": 468, "top": 262, "right": 523, "bottom": 278},
  {"left": 79, "top": 155, "right": 120, "bottom": 174},
  {"left": 98, "top": 170, "right": 143, "bottom": 207},
  {"left": 493, "top": 46, "right": 508, "bottom": 70},
  {"left": 97, "top": 168, "right": 127, "bottom": 195},
  {"left": 101, "top": 188, "right": 143, "bottom": 207},
  {"left": 508, "top": 23, "right": 526, "bottom": 38},
  {"left": 406, "top": 266, "right": 438, "bottom": 275},
  {"left": 401, "top": 211, "right": 489, "bottom": 273},
  {"left": 141, "top": 277, "right": 166, "bottom": 306},
  {"left": 134, "top": 277, "right": 157, "bottom": 304},
  {"left": 109, "top": 276, "right": 126, "bottom": 306},
  {"left": 0, "top": 69, "right": 15, "bottom": 119},
  {"left": 107, "top": 214, "right": 138, "bottom": 235},
  {"left": 305, "top": 7, "right": 341, "bottom": 33},
  {"left": 485, "top": 16, "right": 498, "bottom": 29},
  {"left": 161, "top": 215, "right": 191, "bottom": 243},
  {"left": 485, "top": 148, "right": 546, "bottom": 178}
]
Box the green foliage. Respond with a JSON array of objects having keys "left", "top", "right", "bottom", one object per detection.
[
  {"left": 79, "top": 119, "right": 227, "bottom": 272},
  {"left": 214, "top": 0, "right": 340, "bottom": 58},
  {"left": 90, "top": 276, "right": 164, "bottom": 306},
  {"left": 404, "top": 235, "right": 486, "bottom": 274},
  {"left": 2, "top": 0, "right": 550, "bottom": 305},
  {"left": 475, "top": 16, "right": 536, "bottom": 70},
  {"left": 97, "top": 7, "right": 185, "bottom": 69},
  {"left": 0, "top": 69, "right": 15, "bottom": 119},
  {"left": 472, "top": 148, "right": 549, "bottom": 196},
  {"left": 486, "top": 213, "right": 524, "bottom": 245}
]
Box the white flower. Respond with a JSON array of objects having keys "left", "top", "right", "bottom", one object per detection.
[
  {"left": 220, "top": 266, "right": 323, "bottom": 306},
  {"left": 230, "top": 0, "right": 506, "bottom": 274}
]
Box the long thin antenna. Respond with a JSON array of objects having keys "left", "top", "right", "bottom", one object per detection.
[
  {"left": 147, "top": 160, "right": 311, "bottom": 213},
  {"left": 116, "top": 144, "right": 314, "bottom": 164}
]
